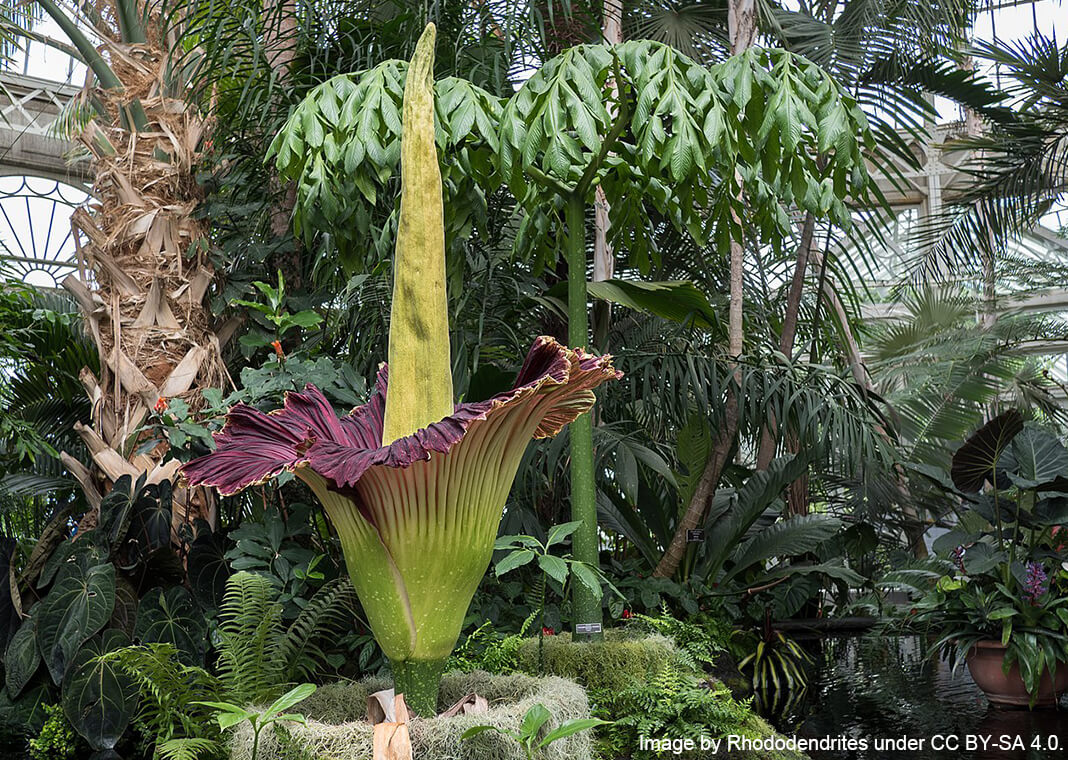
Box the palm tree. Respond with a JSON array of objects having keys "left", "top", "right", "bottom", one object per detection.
[{"left": 18, "top": 1, "right": 228, "bottom": 528}]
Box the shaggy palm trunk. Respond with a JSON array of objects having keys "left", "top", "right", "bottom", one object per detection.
[{"left": 56, "top": 2, "right": 225, "bottom": 531}]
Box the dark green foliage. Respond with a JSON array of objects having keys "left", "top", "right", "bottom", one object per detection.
[
  {"left": 135, "top": 587, "right": 209, "bottom": 665},
  {"left": 61, "top": 631, "right": 138, "bottom": 751},
  {"left": 37, "top": 563, "right": 116, "bottom": 684},
  {"left": 0, "top": 473, "right": 196, "bottom": 752}
]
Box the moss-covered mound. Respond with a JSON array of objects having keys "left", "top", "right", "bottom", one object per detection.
[
  {"left": 517, "top": 630, "right": 685, "bottom": 691},
  {"left": 228, "top": 670, "right": 594, "bottom": 760}
]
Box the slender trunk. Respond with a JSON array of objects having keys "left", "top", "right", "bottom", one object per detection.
[
  {"left": 566, "top": 194, "right": 602, "bottom": 632},
  {"left": 653, "top": 399, "right": 738, "bottom": 578},
  {"left": 264, "top": 0, "right": 303, "bottom": 291},
  {"left": 591, "top": 1, "right": 621, "bottom": 350},
  {"left": 815, "top": 254, "right": 928, "bottom": 557},
  {"left": 755, "top": 213, "right": 816, "bottom": 470},
  {"left": 654, "top": 0, "right": 755, "bottom": 579}
]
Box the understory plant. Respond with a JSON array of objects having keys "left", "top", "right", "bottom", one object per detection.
[
  {"left": 182, "top": 24, "right": 619, "bottom": 715},
  {"left": 461, "top": 703, "right": 608, "bottom": 760}
]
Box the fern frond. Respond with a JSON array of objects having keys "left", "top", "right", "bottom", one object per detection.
[{"left": 157, "top": 737, "right": 221, "bottom": 760}]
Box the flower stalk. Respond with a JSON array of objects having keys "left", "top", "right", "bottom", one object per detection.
[{"left": 182, "top": 23, "right": 620, "bottom": 717}]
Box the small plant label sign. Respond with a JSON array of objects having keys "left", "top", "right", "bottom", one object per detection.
[
  {"left": 575, "top": 623, "right": 602, "bottom": 635},
  {"left": 686, "top": 529, "right": 705, "bottom": 543}
]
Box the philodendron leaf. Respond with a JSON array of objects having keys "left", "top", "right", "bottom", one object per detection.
[
  {"left": 4, "top": 610, "right": 40, "bottom": 697},
  {"left": 135, "top": 586, "right": 207, "bottom": 665},
  {"left": 36, "top": 563, "right": 116, "bottom": 683},
  {"left": 950, "top": 410, "right": 1024, "bottom": 492},
  {"left": 62, "top": 630, "right": 138, "bottom": 751}
]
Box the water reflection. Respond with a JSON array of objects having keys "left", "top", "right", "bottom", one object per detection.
[{"left": 762, "top": 635, "right": 1067, "bottom": 760}]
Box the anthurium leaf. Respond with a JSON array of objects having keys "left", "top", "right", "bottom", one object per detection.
[
  {"left": 37, "top": 563, "right": 115, "bottom": 684},
  {"left": 950, "top": 410, "right": 1024, "bottom": 492},
  {"left": 188, "top": 529, "right": 232, "bottom": 609},
  {"left": 61, "top": 630, "right": 137, "bottom": 751},
  {"left": 135, "top": 586, "right": 207, "bottom": 665},
  {"left": 0, "top": 538, "right": 21, "bottom": 651},
  {"left": 461, "top": 725, "right": 500, "bottom": 740},
  {"left": 4, "top": 610, "right": 40, "bottom": 697},
  {"left": 128, "top": 479, "right": 172, "bottom": 552},
  {"left": 495, "top": 550, "right": 535, "bottom": 577}
]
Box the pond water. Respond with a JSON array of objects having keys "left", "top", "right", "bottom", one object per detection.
[{"left": 761, "top": 635, "right": 1067, "bottom": 760}]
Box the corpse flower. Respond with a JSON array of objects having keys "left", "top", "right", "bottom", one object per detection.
[{"left": 181, "top": 24, "right": 619, "bottom": 715}]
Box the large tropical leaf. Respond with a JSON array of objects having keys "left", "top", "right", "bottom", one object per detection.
[
  {"left": 36, "top": 563, "right": 116, "bottom": 683},
  {"left": 1000, "top": 424, "right": 1068, "bottom": 489},
  {"left": 4, "top": 609, "right": 40, "bottom": 697},
  {"left": 950, "top": 410, "right": 1024, "bottom": 492},
  {"left": 723, "top": 514, "right": 844, "bottom": 584},
  {"left": 61, "top": 629, "right": 138, "bottom": 751},
  {"left": 135, "top": 586, "right": 207, "bottom": 666}
]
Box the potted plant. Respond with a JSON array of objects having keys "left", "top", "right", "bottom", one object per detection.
[{"left": 908, "top": 411, "right": 1068, "bottom": 707}]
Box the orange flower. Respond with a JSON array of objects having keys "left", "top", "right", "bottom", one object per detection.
[
  {"left": 271, "top": 340, "right": 285, "bottom": 359},
  {"left": 154, "top": 396, "right": 168, "bottom": 413}
]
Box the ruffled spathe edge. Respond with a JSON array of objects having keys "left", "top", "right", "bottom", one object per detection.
[{"left": 181, "top": 336, "right": 621, "bottom": 496}]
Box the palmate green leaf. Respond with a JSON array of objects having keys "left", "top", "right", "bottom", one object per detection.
[{"left": 269, "top": 61, "right": 502, "bottom": 270}]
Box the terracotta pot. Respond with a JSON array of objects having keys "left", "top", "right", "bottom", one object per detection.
[{"left": 966, "top": 640, "right": 1068, "bottom": 708}]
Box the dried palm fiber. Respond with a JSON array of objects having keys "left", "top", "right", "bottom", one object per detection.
[
  {"left": 59, "top": 1, "right": 226, "bottom": 529},
  {"left": 228, "top": 671, "right": 595, "bottom": 760}
]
